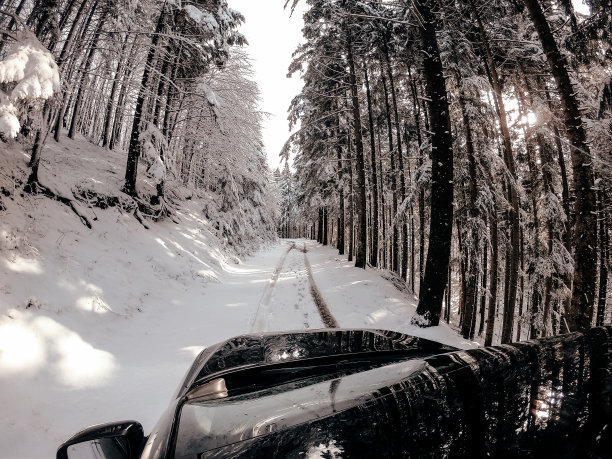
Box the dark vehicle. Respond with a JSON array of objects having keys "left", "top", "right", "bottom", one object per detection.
[{"left": 57, "top": 327, "right": 612, "bottom": 459}]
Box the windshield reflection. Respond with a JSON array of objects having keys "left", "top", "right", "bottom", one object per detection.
[
  {"left": 175, "top": 359, "right": 426, "bottom": 456},
  {"left": 173, "top": 327, "right": 611, "bottom": 458}
]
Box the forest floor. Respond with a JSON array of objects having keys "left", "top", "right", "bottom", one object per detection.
[{"left": 0, "top": 136, "right": 477, "bottom": 458}]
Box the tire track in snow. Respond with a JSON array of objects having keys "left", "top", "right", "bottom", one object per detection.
[
  {"left": 302, "top": 243, "right": 339, "bottom": 328},
  {"left": 250, "top": 241, "right": 338, "bottom": 331},
  {"left": 249, "top": 243, "right": 294, "bottom": 332}
]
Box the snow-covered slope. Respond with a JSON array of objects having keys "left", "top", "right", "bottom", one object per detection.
[
  {"left": 0, "top": 138, "right": 263, "bottom": 457},
  {"left": 0, "top": 138, "right": 476, "bottom": 458}
]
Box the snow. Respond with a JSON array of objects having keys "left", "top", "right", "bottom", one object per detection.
[
  {"left": 183, "top": 4, "right": 219, "bottom": 34},
  {"left": 0, "top": 31, "right": 60, "bottom": 138},
  {"left": 0, "top": 108, "right": 20, "bottom": 138},
  {"left": 0, "top": 33, "right": 60, "bottom": 99},
  {"left": 0, "top": 136, "right": 476, "bottom": 457},
  {"left": 196, "top": 80, "right": 220, "bottom": 108},
  {"left": 139, "top": 123, "right": 167, "bottom": 183}
]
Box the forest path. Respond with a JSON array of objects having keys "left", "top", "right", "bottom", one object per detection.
[{"left": 249, "top": 240, "right": 337, "bottom": 332}]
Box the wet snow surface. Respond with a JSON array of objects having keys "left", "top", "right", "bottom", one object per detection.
[{"left": 1, "top": 182, "right": 476, "bottom": 457}]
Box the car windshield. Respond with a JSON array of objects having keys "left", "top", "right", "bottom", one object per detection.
[{"left": 173, "top": 355, "right": 428, "bottom": 457}]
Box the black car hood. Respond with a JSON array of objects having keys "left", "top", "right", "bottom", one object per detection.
[
  {"left": 175, "top": 356, "right": 428, "bottom": 457},
  {"left": 174, "top": 328, "right": 456, "bottom": 400},
  {"left": 165, "top": 329, "right": 457, "bottom": 458}
]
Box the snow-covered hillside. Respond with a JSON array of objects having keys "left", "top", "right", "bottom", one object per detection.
[{"left": 0, "top": 137, "right": 475, "bottom": 458}]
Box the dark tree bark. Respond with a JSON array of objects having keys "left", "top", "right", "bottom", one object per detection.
[
  {"left": 103, "top": 34, "right": 132, "bottom": 148},
  {"left": 323, "top": 208, "right": 329, "bottom": 246},
  {"left": 408, "top": 66, "right": 423, "bottom": 293},
  {"left": 345, "top": 27, "right": 367, "bottom": 269},
  {"left": 363, "top": 62, "right": 378, "bottom": 267},
  {"left": 317, "top": 208, "right": 323, "bottom": 244},
  {"left": 452, "top": 47, "right": 480, "bottom": 340},
  {"left": 485, "top": 207, "right": 499, "bottom": 346},
  {"left": 596, "top": 189, "right": 608, "bottom": 326},
  {"left": 67, "top": 8, "right": 106, "bottom": 139},
  {"left": 412, "top": 0, "right": 454, "bottom": 327},
  {"left": 469, "top": 0, "right": 520, "bottom": 343},
  {"left": 336, "top": 108, "right": 345, "bottom": 255},
  {"left": 57, "top": 0, "right": 78, "bottom": 32},
  {"left": 152, "top": 43, "right": 172, "bottom": 128},
  {"left": 378, "top": 150, "right": 387, "bottom": 269},
  {"left": 109, "top": 58, "right": 134, "bottom": 151},
  {"left": 380, "top": 62, "right": 399, "bottom": 274},
  {"left": 162, "top": 41, "right": 182, "bottom": 139},
  {"left": 348, "top": 132, "right": 355, "bottom": 263},
  {"left": 479, "top": 219, "right": 489, "bottom": 336},
  {"left": 51, "top": 0, "right": 92, "bottom": 142},
  {"left": 123, "top": 6, "right": 167, "bottom": 196},
  {"left": 523, "top": 0, "right": 597, "bottom": 332},
  {"left": 384, "top": 48, "right": 409, "bottom": 281}
]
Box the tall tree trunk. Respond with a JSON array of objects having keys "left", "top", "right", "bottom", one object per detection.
[
  {"left": 162, "top": 41, "right": 182, "bottom": 139},
  {"left": 67, "top": 9, "right": 106, "bottom": 139},
  {"left": 408, "top": 70, "right": 427, "bottom": 293},
  {"left": 336, "top": 106, "right": 345, "bottom": 255},
  {"left": 412, "top": 0, "right": 454, "bottom": 327},
  {"left": 52, "top": 0, "right": 93, "bottom": 142},
  {"left": 380, "top": 62, "right": 399, "bottom": 274},
  {"left": 479, "top": 219, "right": 489, "bottom": 336},
  {"left": 408, "top": 67, "right": 423, "bottom": 293},
  {"left": 103, "top": 34, "right": 132, "bottom": 147},
  {"left": 345, "top": 27, "right": 367, "bottom": 269},
  {"left": 123, "top": 6, "right": 166, "bottom": 196},
  {"left": 323, "top": 208, "right": 329, "bottom": 246},
  {"left": 348, "top": 133, "right": 355, "bottom": 262},
  {"left": 57, "top": 0, "right": 79, "bottom": 32},
  {"left": 454, "top": 59, "right": 480, "bottom": 340},
  {"left": 378, "top": 151, "right": 387, "bottom": 269},
  {"left": 596, "top": 189, "right": 608, "bottom": 326},
  {"left": 153, "top": 43, "right": 172, "bottom": 128},
  {"left": 363, "top": 62, "right": 379, "bottom": 267},
  {"left": 524, "top": 0, "right": 597, "bottom": 332},
  {"left": 108, "top": 36, "right": 141, "bottom": 151},
  {"left": 485, "top": 207, "right": 499, "bottom": 346},
  {"left": 317, "top": 207, "right": 323, "bottom": 244},
  {"left": 470, "top": 0, "right": 520, "bottom": 343},
  {"left": 384, "top": 47, "right": 409, "bottom": 281},
  {"left": 109, "top": 61, "right": 133, "bottom": 151}
]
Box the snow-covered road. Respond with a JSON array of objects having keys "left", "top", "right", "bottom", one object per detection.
[
  {"left": 1, "top": 234, "right": 476, "bottom": 458},
  {"left": 249, "top": 241, "right": 326, "bottom": 332}
]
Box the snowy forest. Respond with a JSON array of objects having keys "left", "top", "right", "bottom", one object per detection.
[
  {"left": 0, "top": 0, "right": 610, "bottom": 347},
  {"left": 0, "top": 0, "right": 611, "bottom": 455},
  {"left": 0, "top": 0, "right": 277, "bottom": 251},
  {"left": 279, "top": 0, "right": 612, "bottom": 342}
]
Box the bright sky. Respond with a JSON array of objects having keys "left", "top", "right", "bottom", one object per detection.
[{"left": 229, "top": 0, "right": 307, "bottom": 170}]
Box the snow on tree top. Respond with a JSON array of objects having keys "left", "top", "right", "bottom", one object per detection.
[
  {"left": 0, "top": 31, "right": 60, "bottom": 138},
  {"left": 0, "top": 32, "right": 60, "bottom": 100},
  {"left": 184, "top": 5, "right": 220, "bottom": 34}
]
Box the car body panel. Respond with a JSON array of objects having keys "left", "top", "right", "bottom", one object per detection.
[
  {"left": 140, "top": 329, "right": 456, "bottom": 458},
  {"left": 60, "top": 327, "right": 612, "bottom": 458}
]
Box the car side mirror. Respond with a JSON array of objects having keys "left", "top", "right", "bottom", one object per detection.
[{"left": 56, "top": 421, "right": 144, "bottom": 459}]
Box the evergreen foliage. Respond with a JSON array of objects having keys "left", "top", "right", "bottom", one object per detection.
[{"left": 285, "top": 0, "right": 611, "bottom": 339}]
